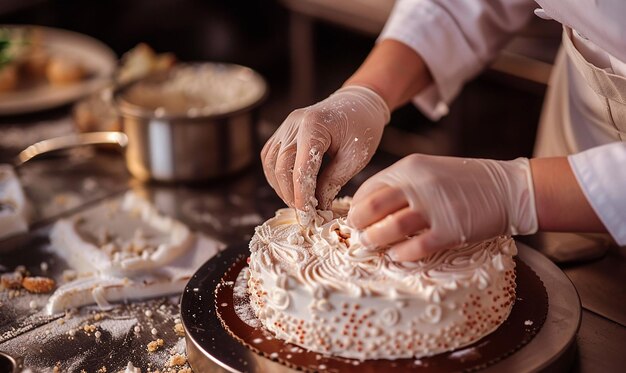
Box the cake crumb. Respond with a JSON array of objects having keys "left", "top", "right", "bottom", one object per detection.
[
  {"left": 333, "top": 228, "right": 351, "bottom": 247},
  {"left": 147, "top": 338, "right": 164, "bottom": 352},
  {"left": 168, "top": 354, "right": 187, "bottom": 367},
  {"left": 83, "top": 324, "right": 97, "bottom": 333},
  {"left": 524, "top": 320, "right": 534, "bottom": 326},
  {"left": 1, "top": 272, "right": 23, "bottom": 289},
  {"left": 22, "top": 276, "right": 55, "bottom": 293},
  {"left": 174, "top": 323, "right": 185, "bottom": 336},
  {"left": 96, "top": 366, "right": 107, "bottom": 373},
  {"left": 177, "top": 368, "right": 191, "bottom": 373}
]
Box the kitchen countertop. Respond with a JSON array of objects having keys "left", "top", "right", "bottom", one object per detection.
[{"left": 0, "top": 113, "right": 624, "bottom": 372}]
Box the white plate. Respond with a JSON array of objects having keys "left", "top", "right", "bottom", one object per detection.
[{"left": 0, "top": 25, "right": 117, "bottom": 115}]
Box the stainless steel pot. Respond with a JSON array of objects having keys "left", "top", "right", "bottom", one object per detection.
[
  {"left": 16, "top": 63, "right": 268, "bottom": 182},
  {"left": 0, "top": 352, "right": 17, "bottom": 373}
]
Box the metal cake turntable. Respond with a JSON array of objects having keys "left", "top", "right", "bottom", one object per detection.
[{"left": 181, "top": 242, "right": 581, "bottom": 372}]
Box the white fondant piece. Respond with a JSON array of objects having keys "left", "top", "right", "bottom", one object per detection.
[
  {"left": 46, "top": 233, "right": 222, "bottom": 315},
  {"left": 46, "top": 275, "right": 186, "bottom": 315},
  {"left": 49, "top": 191, "right": 196, "bottom": 277},
  {"left": 46, "top": 191, "right": 224, "bottom": 314}
]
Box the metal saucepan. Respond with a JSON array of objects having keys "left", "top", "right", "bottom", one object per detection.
[
  {"left": 0, "top": 351, "right": 17, "bottom": 373},
  {"left": 16, "top": 63, "right": 267, "bottom": 182}
]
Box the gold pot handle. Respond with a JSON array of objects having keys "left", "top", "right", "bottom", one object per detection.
[{"left": 15, "top": 131, "right": 128, "bottom": 166}]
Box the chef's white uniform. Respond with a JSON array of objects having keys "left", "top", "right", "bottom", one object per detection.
[{"left": 379, "top": 0, "right": 626, "bottom": 246}]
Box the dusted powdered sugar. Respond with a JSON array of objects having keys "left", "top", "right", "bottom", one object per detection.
[{"left": 248, "top": 198, "right": 517, "bottom": 360}]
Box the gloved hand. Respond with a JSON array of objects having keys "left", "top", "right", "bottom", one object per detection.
[
  {"left": 347, "top": 154, "right": 538, "bottom": 261},
  {"left": 261, "top": 85, "right": 390, "bottom": 225}
]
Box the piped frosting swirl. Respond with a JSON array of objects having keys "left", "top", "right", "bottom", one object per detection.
[{"left": 249, "top": 198, "right": 516, "bottom": 301}]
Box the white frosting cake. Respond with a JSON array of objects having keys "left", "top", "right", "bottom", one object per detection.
[{"left": 248, "top": 199, "right": 517, "bottom": 360}]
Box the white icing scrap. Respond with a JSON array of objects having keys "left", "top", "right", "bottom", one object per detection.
[
  {"left": 44, "top": 191, "right": 224, "bottom": 314},
  {"left": 49, "top": 191, "right": 197, "bottom": 277},
  {"left": 92, "top": 286, "right": 113, "bottom": 311}
]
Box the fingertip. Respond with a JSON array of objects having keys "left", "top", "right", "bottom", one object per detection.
[
  {"left": 387, "top": 233, "right": 441, "bottom": 262},
  {"left": 346, "top": 202, "right": 369, "bottom": 229},
  {"left": 346, "top": 205, "right": 363, "bottom": 229},
  {"left": 346, "top": 192, "right": 371, "bottom": 228}
]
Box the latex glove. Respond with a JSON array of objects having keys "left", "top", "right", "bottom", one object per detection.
[
  {"left": 347, "top": 154, "right": 538, "bottom": 261},
  {"left": 261, "top": 85, "right": 390, "bottom": 225}
]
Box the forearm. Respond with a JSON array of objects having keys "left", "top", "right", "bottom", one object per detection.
[
  {"left": 530, "top": 157, "right": 606, "bottom": 232},
  {"left": 344, "top": 39, "right": 432, "bottom": 111}
]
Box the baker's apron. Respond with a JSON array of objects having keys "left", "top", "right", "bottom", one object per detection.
[
  {"left": 534, "top": 27, "right": 626, "bottom": 156},
  {"left": 530, "top": 27, "right": 626, "bottom": 261}
]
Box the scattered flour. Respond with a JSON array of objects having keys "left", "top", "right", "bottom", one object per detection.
[{"left": 232, "top": 267, "right": 261, "bottom": 328}]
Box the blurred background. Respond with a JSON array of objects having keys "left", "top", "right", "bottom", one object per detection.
[{"left": 0, "top": 0, "right": 562, "bottom": 160}]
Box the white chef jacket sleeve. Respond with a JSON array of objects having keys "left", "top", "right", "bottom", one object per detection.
[
  {"left": 569, "top": 142, "right": 626, "bottom": 245},
  {"left": 379, "top": 0, "right": 536, "bottom": 120}
]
